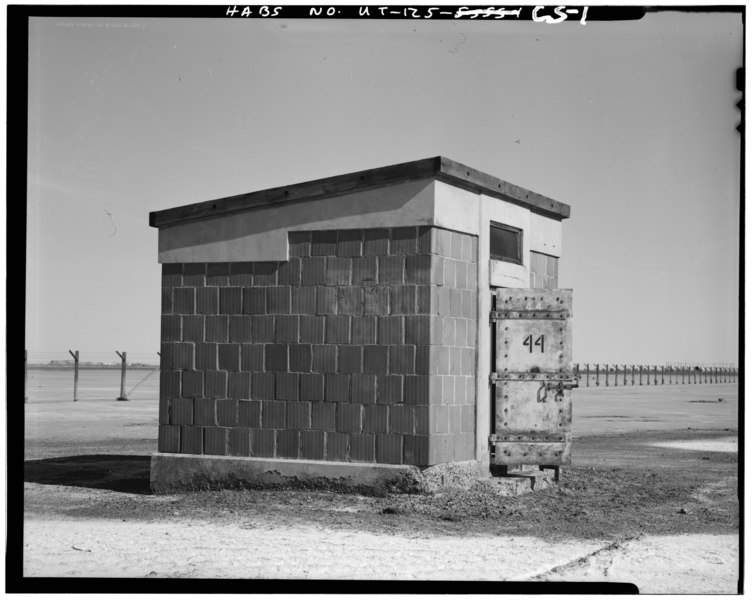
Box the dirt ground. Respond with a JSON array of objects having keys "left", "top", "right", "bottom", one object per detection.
[{"left": 19, "top": 384, "right": 740, "bottom": 591}]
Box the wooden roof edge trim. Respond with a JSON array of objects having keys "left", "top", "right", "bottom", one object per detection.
[
  {"left": 436, "top": 157, "right": 570, "bottom": 220},
  {"left": 149, "top": 157, "right": 441, "bottom": 228},
  {"left": 149, "top": 155, "right": 570, "bottom": 228}
]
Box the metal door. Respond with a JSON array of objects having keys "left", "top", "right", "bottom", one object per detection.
[{"left": 490, "top": 288, "right": 575, "bottom": 466}]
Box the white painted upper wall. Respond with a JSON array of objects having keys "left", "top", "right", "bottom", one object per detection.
[
  {"left": 158, "top": 178, "right": 437, "bottom": 263},
  {"left": 157, "top": 178, "right": 563, "bottom": 264},
  {"left": 432, "top": 180, "right": 480, "bottom": 235}
]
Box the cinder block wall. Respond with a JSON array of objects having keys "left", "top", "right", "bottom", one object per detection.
[
  {"left": 530, "top": 251, "right": 559, "bottom": 288},
  {"left": 158, "top": 226, "right": 477, "bottom": 467}
]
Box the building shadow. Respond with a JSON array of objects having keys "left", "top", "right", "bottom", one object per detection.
[{"left": 24, "top": 455, "right": 152, "bottom": 495}]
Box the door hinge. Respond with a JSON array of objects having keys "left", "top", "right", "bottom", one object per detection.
[
  {"left": 490, "top": 372, "right": 577, "bottom": 384},
  {"left": 490, "top": 310, "right": 567, "bottom": 322},
  {"left": 490, "top": 433, "right": 566, "bottom": 443}
]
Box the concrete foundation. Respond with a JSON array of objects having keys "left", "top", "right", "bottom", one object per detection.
[{"left": 150, "top": 452, "right": 555, "bottom": 496}]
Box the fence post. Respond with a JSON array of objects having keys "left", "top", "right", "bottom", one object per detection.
[
  {"left": 653, "top": 365, "right": 657, "bottom": 385},
  {"left": 595, "top": 364, "right": 600, "bottom": 386},
  {"left": 661, "top": 365, "right": 664, "bottom": 385},
  {"left": 614, "top": 364, "right": 618, "bottom": 387},
  {"left": 631, "top": 364, "right": 635, "bottom": 386},
  {"left": 586, "top": 363, "right": 590, "bottom": 387},
  {"left": 639, "top": 364, "right": 643, "bottom": 385},
  {"left": 68, "top": 350, "right": 79, "bottom": 402},
  {"left": 623, "top": 365, "right": 627, "bottom": 386},
  {"left": 605, "top": 364, "right": 609, "bottom": 387},
  {"left": 116, "top": 351, "right": 128, "bottom": 401},
  {"left": 25, "top": 350, "right": 29, "bottom": 403}
]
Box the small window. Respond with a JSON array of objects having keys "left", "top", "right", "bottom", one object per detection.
[{"left": 490, "top": 222, "right": 522, "bottom": 264}]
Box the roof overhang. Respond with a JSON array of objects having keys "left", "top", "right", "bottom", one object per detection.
[{"left": 149, "top": 156, "right": 570, "bottom": 229}]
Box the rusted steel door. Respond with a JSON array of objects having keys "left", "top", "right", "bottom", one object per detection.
[{"left": 490, "top": 288, "right": 575, "bottom": 466}]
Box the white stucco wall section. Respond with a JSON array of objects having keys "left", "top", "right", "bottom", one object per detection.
[
  {"left": 530, "top": 212, "right": 562, "bottom": 257},
  {"left": 431, "top": 180, "right": 480, "bottom": 236},
  {"left": 157, "top": 178, "right": 436, "bottom": 263}
]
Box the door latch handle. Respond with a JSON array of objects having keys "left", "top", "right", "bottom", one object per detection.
[
  {"left": 544, "top": 379, "right": 579, "bottom": 402},
  {"left": 545, "top": 380, "right": 579, "bottom": 391}
]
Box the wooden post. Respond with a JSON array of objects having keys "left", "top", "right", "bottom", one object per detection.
[
  {"left": 24, "top": 350, "right": 29, "bottom": 403},
  {"left": 639, "top": 364, "right": 643, "bottom": 385},
  {"left": 68, "top": 350, "right": 79, "bottom": 402},
  {"left": 623, "top": 364, "right": 627, "bottom": 386},
  {"left": 586, "top": 363, "right": 590, "bottom": 387},
  {"left": 116, "top": 351, "right": 128, "bottom": 401},
  {"left": 661, "top": 365, "right": 664, "bottom": 385},
  {"left": 605, "top": 364, "right": 609, "bottom": 387},
  {"left": 653, "top": 365, "right": 657, "bottom": 385},
  {"left": 614, "top": 364, "right": 618, "bottom": 387},
  {"left": 595, "top": 364, "right": 599, "bottom": 386},
  {"left": 631, "top": 364, "right": 635, "bottom": 386}
]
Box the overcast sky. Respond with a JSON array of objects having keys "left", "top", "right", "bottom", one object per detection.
[{"left": 25, "top": 9, "right": 742, "bottom": 365}]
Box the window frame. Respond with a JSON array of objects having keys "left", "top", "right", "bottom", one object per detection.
[{"left": 489, "top": 221, "right": 523, "bottom": 265}]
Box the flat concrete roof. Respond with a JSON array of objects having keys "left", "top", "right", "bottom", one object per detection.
[{"left": 149, "top": 156, "right": 570, "bottom": 229}]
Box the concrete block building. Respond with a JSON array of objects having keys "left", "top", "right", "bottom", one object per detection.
[{"left": 149, "top": 157, "right": 572, "bottom": 491}]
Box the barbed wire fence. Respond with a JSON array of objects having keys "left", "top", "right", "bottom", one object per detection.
[
  {"left": 574, "top": 362, "right": 739, "bottom": 388},
  {"left": 25, "top": 350, "right": 161, "bottom": 403},
  {"left": 24, "top": 350, "right": 739, "bottom": 402}
]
